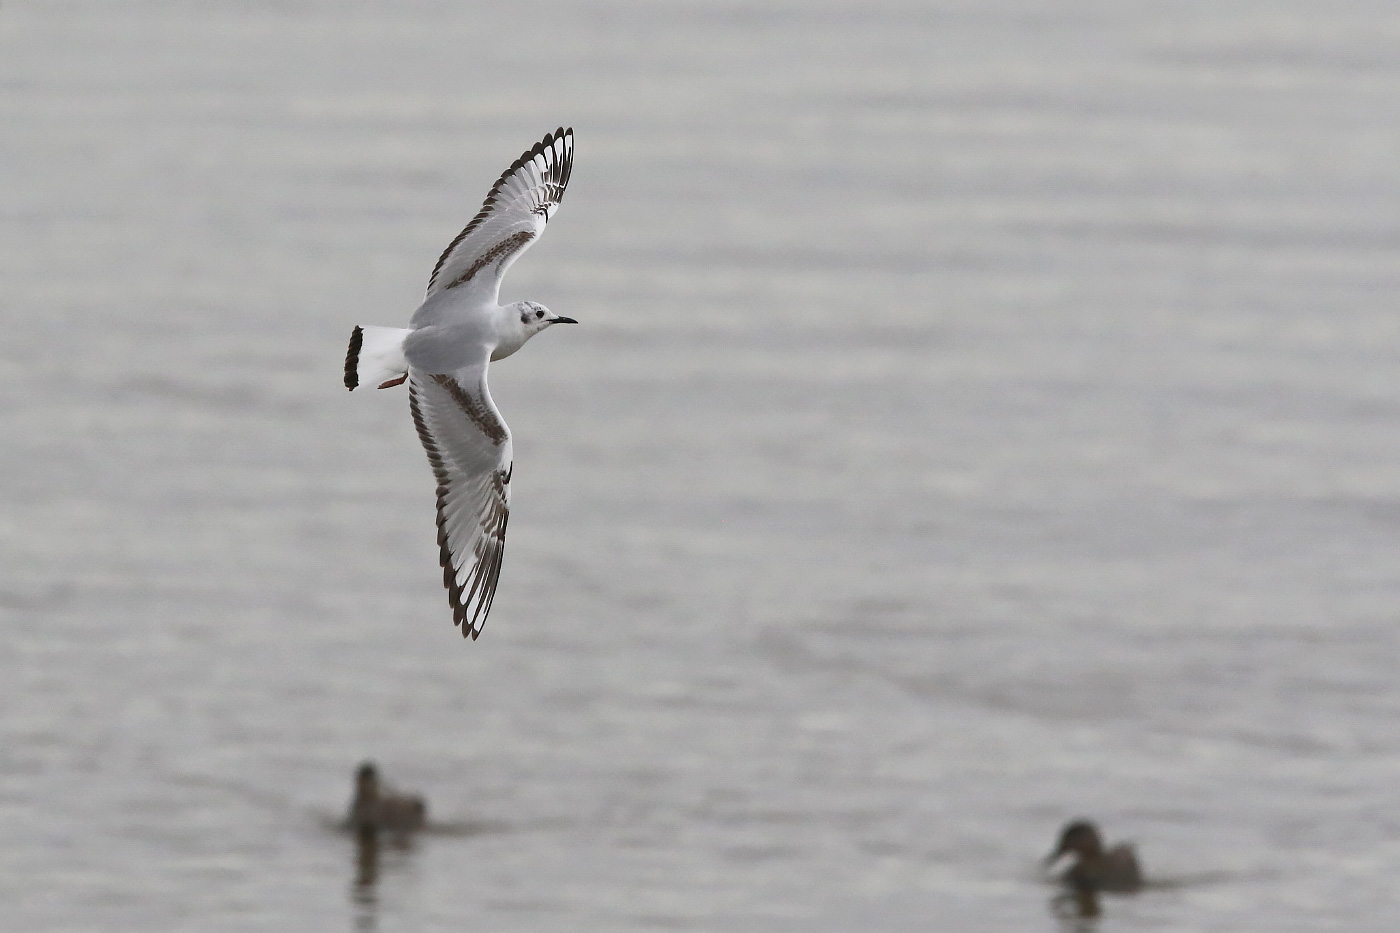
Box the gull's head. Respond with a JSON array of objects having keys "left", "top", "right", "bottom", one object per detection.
[
  {"left": 515, "top": 300, "right": 577, "bottom": 338},
  {"left": 493, "top": 301, "right": 577, "bottom": 361}
]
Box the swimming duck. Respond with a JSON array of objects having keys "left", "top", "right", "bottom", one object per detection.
[
  {"left": 1044, "top": 819, "right": 1143, "bottom": 893},
  {"left": 348, "top": 761, "right": 427, "bottom": 837}
]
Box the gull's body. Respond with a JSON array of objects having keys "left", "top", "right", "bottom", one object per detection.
[{"left": 345, "top": 128, "right": 576, "bottom": 639}]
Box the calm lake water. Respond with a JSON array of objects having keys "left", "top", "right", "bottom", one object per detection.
[{"left": 3, "top": 1, "right": 1400, "bottom": 930}]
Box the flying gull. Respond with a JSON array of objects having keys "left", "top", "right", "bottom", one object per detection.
[{"left": 344, "top": 127, "right": 576, "bottom": 639}]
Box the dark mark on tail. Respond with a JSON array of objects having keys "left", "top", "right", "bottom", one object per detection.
[{"left": 344, "top": 326, "right": 363, "bottom": 390}]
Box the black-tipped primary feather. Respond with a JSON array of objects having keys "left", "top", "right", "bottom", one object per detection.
[
  {"left": 408, "top": 367, "right": 513, "bottom": 639},
  {"left": 425, "top": 128, "right": 574, "bottom": 299}
]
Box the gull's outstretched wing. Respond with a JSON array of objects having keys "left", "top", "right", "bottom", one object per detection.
[
  {"left": 407, "top": 360, "right": 513, "bottom": 638},
  {"left": 425, "top": 127, "right": 573, "bottom": 304}
]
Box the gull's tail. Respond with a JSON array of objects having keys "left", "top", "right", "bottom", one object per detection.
[{"left": 344, "top": 326, "right": 411, "bottom": 390}]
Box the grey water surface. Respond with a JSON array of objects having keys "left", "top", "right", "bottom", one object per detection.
[{"left": 3, "top": 1, "right": 1400, "bottom": 930}]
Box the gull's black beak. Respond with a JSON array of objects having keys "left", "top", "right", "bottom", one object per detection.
[{"left": 551, "top": 316, "right": 578, "bottom": 324}]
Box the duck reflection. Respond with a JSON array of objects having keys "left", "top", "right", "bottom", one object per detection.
[
  {"left": 347, "top": 823, "right": 375, "bottom": 902},
  {"left": 1049, "top": 885, "right": 1101, "bottom": 927}
]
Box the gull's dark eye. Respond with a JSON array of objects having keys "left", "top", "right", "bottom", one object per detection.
[{"left": 535, "top": 309, "right": 544, "bottom": 319}]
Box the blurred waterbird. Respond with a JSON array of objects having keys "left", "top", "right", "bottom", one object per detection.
[
  {"left": 344, "top": 128, "right": 576, "bottom": 638},
  {"left": 1044, "top": 819, "right": 1144, "bottom": 894},
  {"left": 348, "top": 762, "right": 427, "bottom": 838}
]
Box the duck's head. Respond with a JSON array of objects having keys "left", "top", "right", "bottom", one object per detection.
[
  {"left": 1045, "top": 819, "right": 1105, "bottom": 866},
  {"left": 355, "top": 761, "right": 380, "bottom": 798}
]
